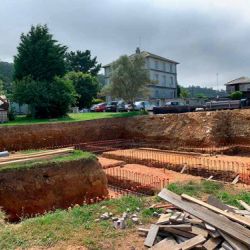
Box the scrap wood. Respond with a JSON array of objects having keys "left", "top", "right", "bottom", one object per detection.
[
  {"left": 144, "top": 224, "right": 159, "bottom": 247},
  {"left": 172, "top": 235, "right": 206, "bottom": 250},
  {"left": 203, "top": 237, "right": 223, "bottom": 250},
  {"left": 232, "top": 175, "right": 239, "bottom": 184},
  {"left": 221, "top": 241, "right": 233, "bottom": 250},
  {"left": 156, "top": 213, "right": 171, "bottom": 224},
  {"left": 159, "top": 224, "right": 192, "bottom": 231},
  {"left": 158, "top": 189, "right": 250, "bottom": 246},
  {"left": 181, "top": 193, "right": 250, "bottom": 227},
  {"left": 207, "top": 196, "right": 234, "bottom": 212},
  {"left": 160, "top": 227, "right": 196, "bottom": 238},
  {"left": 219, "top": 231, "right": 248, "bottom": 250},
  {"left": 238, "top": 200, "right": 250, "bottom": 212},
  {"left": 150, "top": 236, "right": 177, "bottom": 250},
  {"left": 150, "top": 203, "right": 176, "bottom": 209}
]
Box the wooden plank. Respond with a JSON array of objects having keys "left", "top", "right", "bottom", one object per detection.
[
  {"left": 232, "top": 175, "right": 239, "bottom": 184},
  {"left": 207, "top": 175, "right": 213, "bottom": 180},
  {"left": 191, "top": 225, "right": 208, "bottom": 238},
  {"left": 207, "top": 196, "right": 234, "bottom": 212},
  {"left": 150, "top": 236, "right": 177, "bottom": 250},
  {"left": 209, "top": 230, "right": 220, "bottom": 238},
  {"left": 222, "top": 241, "right": 233, "bottom": 250},
  {"left": 180, "top": 165, "right": 186, "bottom": 173},
  {"left": 172, "top": 235, "right": 206, "bottom": 250},
  {"left": 159, "top": 224, "right": 192, "bottom": 231},
  {"left": 238, "top": 200, "right": 250, "bottom": 212},
  {"left": 144, "top": 224, "right": 159, "bottom": 247},
  {"left": 170, "top": 212, "right": 181, "bottom": 222},
  {"left": 158, "top": 189, "right": 250, "bottom": 246},
  {"left": 156, "top": 213, "right": 171, "bottom": 225},
  {"left": 219, "top": 231, "right": 248, "bottom": 250},
  {"left": 203, "top": 237, "right": 223, "bottom": 250},
  {"left": 204, "top": 223, "right": 216, "bottom": 232},
  {"left": 160, "top": 227, "right": 195, "bottom": 238},
  {"left": 235, "top": 210, "right": 250, "bottom": 215},
  {"left": 181, "top": 193, "right": 250, "bottom": 227}
]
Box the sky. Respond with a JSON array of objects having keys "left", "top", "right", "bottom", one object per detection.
[{"left": 0, "top": 0, "right": 250, "bottom": 89}]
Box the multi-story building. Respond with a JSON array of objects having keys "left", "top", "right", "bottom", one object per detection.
[{"left": 103, "top": 48, "right": 179, "bottom": 105}]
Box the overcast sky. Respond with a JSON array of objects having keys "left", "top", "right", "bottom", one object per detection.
[{"left": 0, "top": 0, "right": 250, "bottom": 89}]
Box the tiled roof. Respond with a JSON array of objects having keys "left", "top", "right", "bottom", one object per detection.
[{"left": 225, "top": 77, "right": 250, "bottom": 85}]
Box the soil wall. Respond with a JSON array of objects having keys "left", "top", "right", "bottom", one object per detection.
[
  {"left": 0, "top": 118, "right": 125, "bottom": 151},
  {"left": 1, "top": 109, "right": 250, "bottom": 151},
  {"left": 0, "top": 158, "right": 108, "bottom": 221}
]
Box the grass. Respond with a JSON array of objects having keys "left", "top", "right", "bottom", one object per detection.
[
  {"left": 0, "top": 111, "right": 144, "bottom": 126},
  {"left": 0, "top": 150, "right": 95, "bottom": 173},
  {"left": 0, "top": 196, "right": 155, "bottom": 250},
  {"left": 167, "top": 180, "right": 250, "bottom": 208}
]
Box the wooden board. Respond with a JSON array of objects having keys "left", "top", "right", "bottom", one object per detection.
[
  {"left": 203, "top": 237, "right": 223, "bottom": 250},
  {"left": 191, "top": 225, "right": 208, "bottom": 238},
  {"left": 150, "top": 236, "right": 177, "bottom": 250},
  {"left": 159, "top": 224, "right": 192, "bottom": 231},
  {"left": 156, "top": 213, "right": 171, "bottom": 225},
  {"left": 160, "top": 227, "right": 195, "bottom": 238},
  {"left": 158, "top": 189, "right": 250, "bottom": 246},
  {"left": 181, "top": 194, "right": 250, "bottom": 227},
  {"left": 144, "top": 224, "right": 159, "bottom": 247},
  {"left": 207, "top": 196, "right": 234, "bottom": 212},
  {"left": 172, "top": 235, "right": 206, "bottom": 250},
  {"left": 219, "top": 231, "right": 248, "bottom": 250},
  {"left": 238, "top": 200, "right": 250, "bottom": 212}
]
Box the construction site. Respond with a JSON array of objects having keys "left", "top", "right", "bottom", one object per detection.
[{"left": 0, "top": 109, "right": 250, "bottom": 249}]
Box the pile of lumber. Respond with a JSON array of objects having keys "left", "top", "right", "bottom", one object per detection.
[{"left": 139, "top": 189, "right": 250, "bottom": 249}]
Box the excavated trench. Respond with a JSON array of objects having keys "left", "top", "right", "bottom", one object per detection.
[{"left": 0, "top": 157, "right": 108, "bottom": 222}]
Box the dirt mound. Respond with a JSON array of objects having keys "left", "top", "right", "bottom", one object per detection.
[{"left": 0, "top": 157, "right": 108, "bottom": 221}]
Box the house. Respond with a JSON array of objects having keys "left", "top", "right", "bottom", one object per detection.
[
  {"left": 103, "top": 48, "right": 179, "bottom": 105},
  {"left": 225, "top": 77, "right": 250, "bottom": 102},
  {"left": 0, "top": 95, "right": 9, "bottom": 123}
]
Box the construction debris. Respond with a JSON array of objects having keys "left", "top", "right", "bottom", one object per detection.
[{"left": 139, "top": 189, "right": 250, "bottom": 249}]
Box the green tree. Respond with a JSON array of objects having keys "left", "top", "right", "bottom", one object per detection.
[
  {"left": 66, "top": 71, "right": 98, "bottom": 109},
  {"left": 0, "top": 80, "right": 4, "bottom": 95},
  {"left": 177, "top": 84, "right": 181, "bottom": 97},
  {"left": 230, "top": 91, "right": 243, "bottom": 100},
  {"left": 14, "top": 24, "right": 67, "bottom": 81},
  {"left": 0, "top": 61, "right": 14, "bottom": 94},
  {"left": 180, "top": 88, "right": 190, "bottom": 98},
  {"left": 66, "top": 50, "right": 101, "bottom": 76},
  {"left": 196, "top": 93, "right": 207, "bottom": 99},
  {"left": 108, "top": 54, "right": 150, "bottom": 104},
  {"left": 13, "top": 76, "right": 76, "bottom": 118}
]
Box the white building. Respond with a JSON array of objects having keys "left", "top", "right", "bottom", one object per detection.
[{"left": 103, "top": 48, "right": 179, "bottom": 105}]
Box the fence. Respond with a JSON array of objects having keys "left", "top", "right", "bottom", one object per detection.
[{"left": 104, "top": 167, "right": 169, "bottom": 195}]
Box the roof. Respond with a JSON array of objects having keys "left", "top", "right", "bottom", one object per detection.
[
  {"left": 103, "top": 50, "right": 179, "bottom": 68},
  {"left": 225, "top": 77, "right": 250, "bottom": 85}
]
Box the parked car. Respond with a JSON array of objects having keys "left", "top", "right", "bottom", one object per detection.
[
  {"left": 105, "top": 101, "right": 127, "bottom": 112},
  {"left": 134, "top": 101, "right": 154, "bottom": 111},
  {"left": 153, "top": 101, "right": 196, "bottom": 114},
  {"left": 90, "top": 104, "right": 98, "bottom": 112},
  {"left": 94, "top": 102, "right": 106, "bottom": 112}
]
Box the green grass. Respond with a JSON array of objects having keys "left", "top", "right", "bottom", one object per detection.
[
  {"left": 167, "top": 180, "right": 250, "bottom": 208},
  {"left": 0, "top": 150, "right": 95, "bottom": 173},
  {"left": 0, "top": 111, "right": 144, "bottom": 126},
  {"left": 0, "top": 196, "right": 154, "bottom": 250}
]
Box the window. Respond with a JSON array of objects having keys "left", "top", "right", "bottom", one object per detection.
[
  {"left": 155, "top": 74, "right": 159, "bottom": 83},
  {"left": 162, "top": 75, "right": 166, "bottom": 86},
  {"left": 170, "top": 76, "right": 174, "bottom": 86},
  {"left": 162, "top": 62, "right": 166, "bottom": 71},
  {"left": 170, "top": 64, "right": 173, "bottom": 73},
  {"left": 155, "top": 60, "right": 158, "bottom": 69}
]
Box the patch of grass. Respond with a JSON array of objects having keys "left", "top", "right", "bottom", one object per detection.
[
  {"left": 0, "top": 111, "right": 144, "bottom": 127},
  {"left": 0, "top": 195, "right": 151, "bottom": 250},
  {"left": 0, "top": 150, "right": 95, "bottom": 173},
  {"left": 167, "top": 180, "right": 250, "bottom": 208}
]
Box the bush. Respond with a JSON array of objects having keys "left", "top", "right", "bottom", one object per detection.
[
  {"left": 230, "top": 91, "right": 243, "bottom": 100},
  {"left": 12, "top": 76, "right": 76, "bottom": 118}
]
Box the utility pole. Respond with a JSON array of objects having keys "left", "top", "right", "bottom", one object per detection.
[{"left": 216, "top": 73, "right": 219, "bottom": 98}]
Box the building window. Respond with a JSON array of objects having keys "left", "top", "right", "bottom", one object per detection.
[
  {"left": 155, "top": 60, "right": 158, "bottom": 70},
  {"left": 162, "top": 62, "right": 166, "bottom": 71},
  {"left": 162, "top": 75, "right": 166, "bottom": 86},
  {"left": 155, "top": 74, "right": 159, "bottom": 83},
  {"left": 170, "top": 64, "right": 173, "bottom": 73},
  {"left": 170, "top": 76, "right": 174, "bottom": 86}
]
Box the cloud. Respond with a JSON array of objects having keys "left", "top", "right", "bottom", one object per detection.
[{"left": 0, "top": 0, "right": 249, "bottom": 89}]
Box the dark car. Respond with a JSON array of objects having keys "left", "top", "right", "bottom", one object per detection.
[
  {"left": 94, "top": 102, "right": 106, "bottom": 112},
  {"left": 153, "top": 101, "right": 196, "bottom": 114},
  {"left": 105, "top": 101, "right": 127, "bottom": 112}
]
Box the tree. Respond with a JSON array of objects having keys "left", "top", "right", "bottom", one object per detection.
[
  {"left": 66, "top": 50, "right": 101, "bottom": 76},
  {"left": 177, "top": 84, "right": 181, "bottom": 97},
  {"left": 0, "top": 79, "right": 4, "bottom": 95},
  {"left": 66, "top": 71, "right": 98, "bottom": 109},
  {"left": 108, "top": 54, "right": 150, "bottom": 104},
  {"left": 230, "top": 91, "right": 243, "bottom": 100},
  {"left": 180, "top": 88, "right": 190, "bottom": 98},
  {"left": 0, "top": 61, "right": 14, "bottom": 94},
  {"left": 196, "top": 93, "right": 207, "bottom": 99},
  {"left": 13, "top": 76, "right": 76, "bottom": 118},
  {"left": 14, "top": 24, "right": 67, "bottom": 81}
]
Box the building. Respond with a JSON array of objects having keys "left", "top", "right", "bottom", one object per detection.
[
  {"left": 103, "top": 48, "right": 179, "bottom": 105},
  {"left": 0, "top": 95, "right": 9, "bottom": 123},
  {"left": 225, "top": 77, "right": 250, "bottom": 101}
]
